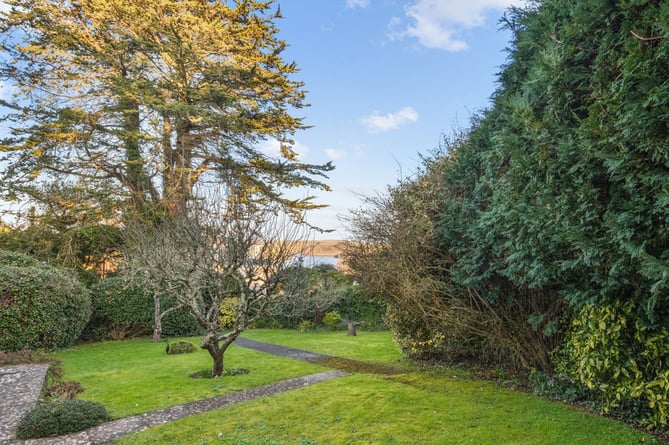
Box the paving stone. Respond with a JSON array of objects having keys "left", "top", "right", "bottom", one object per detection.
[{"left": 0, "top": 364, "right": 50, "bottom": 442}]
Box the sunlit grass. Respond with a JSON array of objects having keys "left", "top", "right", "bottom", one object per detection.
[
  {"left": 118, "top": 372, "right": 661, "bottom": 445},
  {"left": 51, "top": 337, "right": 325, "bottom": 418},
  {"left": 51, "top": 331, "right": 664, "bottom": 444},
  {"left": 241, "top": 329, "right": 406, "bottom": 365}
]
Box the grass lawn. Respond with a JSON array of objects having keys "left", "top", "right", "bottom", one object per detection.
[
  {"left": 51, "top": 330, "right": 664, "bottom": 444},
  {"left": 51, "top": 337, "right": 326, "bottom": 418}
]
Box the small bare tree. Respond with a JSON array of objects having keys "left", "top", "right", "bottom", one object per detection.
[{"left": 122, "top": 195, "right": 309, "bottom": 376}]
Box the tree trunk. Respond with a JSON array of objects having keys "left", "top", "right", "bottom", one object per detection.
[
  {"left": 153, "top": 292, "right": 162, "bottom": 343},
  {"left": 205, "top": 341, "right": 224, "bottom": 377}
]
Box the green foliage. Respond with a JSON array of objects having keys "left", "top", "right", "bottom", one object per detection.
[
  {"left": 268, "top": 266, "right": 351, "bottom": 328},
  {"left": 0, "top": 249, "right": 40, "bottom": 267},
  {"left": 86, "top": 277, "right": 153, "bottom": 340},
  {"left": 16, "top": 400, "right": 109, "bottom": 439},
  {"left": 166, "top": 340, "right": 197, "bottom": 355},
  {"left": 0, "top": 251, "right": 91, "bottom": 351},
  {"left": 0, "top": 219, "right": 122, "bottom": 284},
  {"left": 323, "top": 311, "right": 342, "bottom": 330},
  {"left": 561, "top": 300, "right": 669, "bottom": 428},
  {"left": 160, "top": 297, "right": 204, "bottom": 338},
  {"left": 528, "top": 370, "right": 598, "bottom": 406},
  {"left": 219, "top": 297, "right": 240, "bottom": 329},
  {"left": 332, "top": 286, "right": 386, "bottom": 330},
  {"left": 297, "top": 320, "right": 316, "bottom": 332},
  {"left": 82, "top": 277, "right": 202, "bottom": 341}
]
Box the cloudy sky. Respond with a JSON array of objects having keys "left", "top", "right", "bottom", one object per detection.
[
  {"left": 275, "top": 0, "right": 525, "bottom": 237},
  {"left": 0, "top": 0, "right": 526, "bottom": 237}
]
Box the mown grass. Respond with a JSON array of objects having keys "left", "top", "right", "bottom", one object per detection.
[
  {"left": 241, "top": 329, "right": 406, "bottom": 366},
  {"left": 51, "top": 337, "right": 325, "bottom": 418},
  {"left": 52, "top": 331, "right": 664, "bottom": 444}
]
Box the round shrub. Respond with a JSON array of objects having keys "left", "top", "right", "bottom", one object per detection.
[
  {"left": 16, "top": 400, "right": 109, "bottom": 439},
  {"left": 323, "top": 310, "right": 342, "bottom": 330},
  {"left": 0, "top": 250, "right": 40, "bottom": 267},
  {"left": 0, "top": 253, "right": 91, "bottom": 351},
  {"left": 166, "top": 340, "right": 197, "bottom": 355}
]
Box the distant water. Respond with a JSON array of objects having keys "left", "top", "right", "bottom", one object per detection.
[{"left": 291, "top": 254, "right": 339, "bottom": 268}]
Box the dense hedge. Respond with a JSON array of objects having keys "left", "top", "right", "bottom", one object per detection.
[
  {"left": 344, "top": 0, "right": 669, "bottom": 429},
  {"left": 0, "top": 251, "right": 91, "bottom": 351},
  {"left": 83, "top": 277, "right": 202, "bottom": 341}
]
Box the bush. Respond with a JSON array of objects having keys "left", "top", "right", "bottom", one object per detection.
[
  {"left": 219, "top": 297, "right": 239, "bottom": 329},
  {"left": 85, "top": 277, "right": 153, "bottom": 340},
  {"left": 297, "top": 320, "right": 316, "bottom": 332},
  {"left": 16, "top": 400, "right": 109, "bottom": 439},
  {"left": 323, "top": 311, "right": 342, "bottom": 330},
  {"left": 0, "top": 250, "right": 40, "bottom": 267},
  {"left": 0, "top": 252, "right": 91, "bottom": 351},
  {"left": 82, "top": 278, "right": 202, "bottom": 341},
  {"left": 561, "top": 300, "right": 669, "bottom": 428},
  {"left": 166, "top": 340, "right": 196, "bottom": 355}
]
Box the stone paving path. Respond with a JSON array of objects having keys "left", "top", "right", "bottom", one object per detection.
[
  {"left": 0, "top": 340, "right": 347, "bottom": 445},
  {"left": 0, "top": 364, "right": 50, "bottom": 442}
]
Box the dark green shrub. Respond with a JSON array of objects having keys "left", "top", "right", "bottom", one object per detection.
[
  {"left": 528, "top": 370, "right": 598, "bottom": 407},
  {"left": 161, "top": 296, "right": 203, "bottom": 337},
  {"left": 82, "top": 278, "right": 202, "bottom": 341},
  {"left": 16, "top": 400, "right": 109, "bottom": 439},
  {"left": 0, "top": 253, "right": 91, "bottom": 351},
  {"left": 0, "top": 249, "right": 40, "bottom": 267},
  {"left": 85, "top": 277, "right": 153, "bottom": 340},
  {"left": 166, "top": 340, "right": 196, "bottom": 354}
]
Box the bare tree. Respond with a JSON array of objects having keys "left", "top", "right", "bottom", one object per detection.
[{"left": 122, "top": 194, "right": 309, "bottom": 376}]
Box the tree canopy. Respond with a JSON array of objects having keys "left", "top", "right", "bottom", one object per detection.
[{"left": 0, "top": 0, "right": 332, "bottom": 218}]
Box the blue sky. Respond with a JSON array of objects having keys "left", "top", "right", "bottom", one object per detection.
[
  {"left": 270, "top": 0, "right": 525, "bottom": 238},
  {"left": 0, "top": 0, "right": 525, "bottom": 237}
]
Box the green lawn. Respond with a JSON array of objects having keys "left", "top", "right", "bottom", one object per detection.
[
  {"left": 50, "top": 330, "right": 664, "bottom": 444},
  {"left": 52, "top": 337, "right": 325, "bottom": 418}
]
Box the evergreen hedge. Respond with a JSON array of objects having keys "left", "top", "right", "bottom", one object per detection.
[{"left": 0, "top": 250, "right": 91, "bottom": 351}]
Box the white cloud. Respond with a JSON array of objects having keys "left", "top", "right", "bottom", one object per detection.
[
  {"left": 258, "top": 139, "right": 309, "bottom": 160},
  {"left": 361, "top": 106, "right": 419, "bottom": 133},
  {"left": 0, "top": 1, "right": 10, "bottom": 13},
  {"left": 346, "top": 0, "right": 371, "bottom": 9},
  {"left": 325, "top": 149, "right": 347, "bottom": 161},
  {"left": 390, "top": 0, "right": 526, "bottom": 51}
]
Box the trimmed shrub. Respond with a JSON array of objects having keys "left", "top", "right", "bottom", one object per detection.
[
  {"left": 0, "top": 250, "right": 40, "bottom": 267},
  {"left": 85, "top": 277, "right": 153, "bottom": 340},
  {"left": 16, "top": 400, "right": 109, "bottom": 439},
  {"left": 0, "top": 252, "right": 91, "bottom": 351},
  {"left": 82, "top": 278, "right": 202, "bottom": 341},
  {"left": 166, "top": 340, "right": 196, "bottom": 355}
]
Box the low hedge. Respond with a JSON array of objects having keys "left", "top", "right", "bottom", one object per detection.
[{"left": 16, "top": 400, "right": 109, "bottom": 439}]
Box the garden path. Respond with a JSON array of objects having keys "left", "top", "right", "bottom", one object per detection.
[{"left": 0, "top": 339, "right": 348, "bottom": 445}]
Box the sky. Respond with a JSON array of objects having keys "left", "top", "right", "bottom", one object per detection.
[
  {"left": 0, "top": 0, "right": 526, "bottom": 238},
  {"left": 270, "top": 0, "right": 525, "bottom": 238}
]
